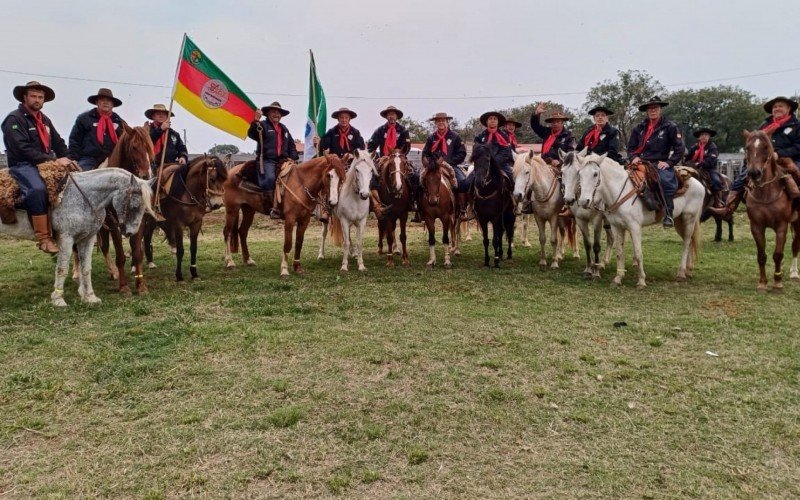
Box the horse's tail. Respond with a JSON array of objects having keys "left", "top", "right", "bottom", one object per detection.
[
  {"left": 328, "top": 214, "right": 344, "bottom": 247},
  {"left": 690, "top": 217, "right": 701, "bottom": 261}
]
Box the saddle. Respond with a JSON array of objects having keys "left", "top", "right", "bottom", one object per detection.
[
  {"left": 236, "top": 159, "right": 296, "bottom": 206},
  {"left": 155, "top": 163, "right": 184, "bottom": 200},
  {"left": 0, "top": 161, "right": 78, "bottom": 224},
  {"left": 625, "top": 161, "right": 687, "bottom": 212}
]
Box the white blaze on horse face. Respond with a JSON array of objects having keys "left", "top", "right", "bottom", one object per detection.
[
  {"left": 357, "top": 161, "right": 371, "bottom": 199},
  {"left": 578, "top": 164, "right": 599, "bottom": 208},
  {"left": 329, "top": 171, "right": 340, "bottom": 206},
  {"left": 513, "top": 166, "right": 529, "bottom": 200},
  {"left": 394, "top": 154, "right": 402, "bottom": 193}
]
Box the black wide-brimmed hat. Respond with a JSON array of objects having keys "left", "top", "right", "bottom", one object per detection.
[
  {"left": 331, "top": 107, "right": 357, "bottom": 119},
  {"left": 505, "top": 118, "right": 523, "bottom": 128},
  {"left": 693, "top": 127, "right": 717, "bottom": 138},
  {"left": 379, "top": 105, "right": 404, "bottom": 119},
  {"left": 261, "top": 101, "right": 290, "bottom": 116},
  {"left": 13, "top": 81, "right": 55, "bottom": 103},
  {"left": 428, "top": 112, "right": 454, "bottom": 122},
  {"left": 588, "top": 105, "right": 614, "bottom": 116},
  {"left": 638, "top": 96, "right": 669, "bottom": 112},
  {"left": 88, "top": 88, "right": 122, "bottom": 107},
  {"left": 479, "top": 111, "right": 506, "bottom": 127},
  {"left": 763, "top": 96, "right": 798, "bottom": 114},
  {"left": 144, "top": 104, "right": 175, "bottom": 120},
  {"left": 544, "top": 111, "right": 571, "bottom": 123}
]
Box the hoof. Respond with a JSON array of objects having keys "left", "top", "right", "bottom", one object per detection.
[
  {"left": 453, "top": 249, "right": 461, "bottom": 256},
  {"left": 280, "top": 273, "right": 289, "bottom": 280},
  {"left": 592, "top": 274, "right": 601, "bottom": 281},
  {"left": 225, "top": 262, "right": 235, "bottom": 270},
  {"left": 246, "top": 259, "right": 256, "bottom": 266},
  {"left": 51, "top": 296, "right": 67, "bottom": 308},
  {"left": 792, "top": 276, "right": 800, "bottom": 283},
  {"left": 550, "top": 263, "right": 559, "bottom": 270},
  {"left": 756, "top": 286, "right": 767, "bottom": 293},
  {"left": 191, "top": 276, "right": 201, "bottom": 282},
  {"left": 523, "top": 242, "right": 532, "bottom": 248},
  {"left": 675, "top": 275, "right": 687, "bottom": 283},
  {"left": 147, "top": 262, "right": 157, "bottom": 269},
  {"left": 358, "top": 266, "right": 367, "bottom": 272},
  {"left": 771, "top": 286, "right": 784, "bottom": 294},
  {"left": 426, "top": 262, "right": 435, "bottom": 269},
  {"left": 402, "top": 259, "right": 410, "bottom": 267},
  {"left": 81, "top": 294, "right": 102, "bottom": 305},
  {"left": 636, "top": 282, "right": 647, "bottom": 290},
  {"left": 119, "top": 286, "right": 132, "bottom": 296},
  {"left": 340, "top": 267, "right": 349, "bottom": 273},
  {"left": 444, "top": 261, "right": 452, "bottom": 269}
]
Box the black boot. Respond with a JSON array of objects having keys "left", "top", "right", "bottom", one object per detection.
[
  {"left": 708, "top": 191, "right": 742, "bottom": 218},
  {"left": 662, "top": 211, "right": 674, "bottom": 228}
]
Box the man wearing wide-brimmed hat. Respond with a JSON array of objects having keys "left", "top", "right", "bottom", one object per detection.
[
  {"left": 685, "top": 127, "right": 724, "bottom": 212},
  {"left": 317, "top": 107, "right": 365, "bottom": 158},
  {"left": 503, "top": 118, "right": 524, "bottom": 152},
  {"left": 578, "top": 105, "right": 622, "bottom": 163},
  {"left": 367, "top": 106, "right": 411, "bottom": 219},
  {"left": 422, "top": 112, "right": 468, "bottom": 219},
  {"left": 248, "top": 101, "right": 299, "bottom": 219},
  {"left": 146, "top": 103, "right": 188, "bottom": 170},
  {"left": 1, "top": 81, "right": 70, "bottom": 254},
  {"left": 68, "top": 88, "right": 125, "bottom": 171},
  {"left": 626, "top": 96, "right": 685, "bottom": 227},
  {"left": 531, "top": 103, "right": 576, "bottom": 167},
  {"left": 710, "top": 96, "right": 800, "bottom": 217}
]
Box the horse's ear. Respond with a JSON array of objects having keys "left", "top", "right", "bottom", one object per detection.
[
  {"left": 123, "top": 122, "right": 134, "bottom": 135},
  {"left": 743, "top": 129, "right": 751, "bottom": 139},
  {"left": 527, "top": 149, "right": 535, "bottom": 160},
  {"left": 578, "top": 147, "right": 588, "bottom": 158},
  {"left": 353, "top": 149, "right": 361, "bottom": 159},
  {"left": 599, "top": 153, "right": 608, "bottom": 161},
  {"left": 512, "top": 151, "right": 519, "bottom": 162},
  {"left": 421, "top": 155, "right": 429, "bottom": 169},
  {"left": 558, "top": 149, "right": 566, "bottom": 161}
]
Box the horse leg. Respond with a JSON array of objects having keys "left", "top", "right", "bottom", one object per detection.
[
  {"left": 714, "top": 216, "right": 723, "bottom": 242},
  {"left": 340, "top": 220, "right": 351, "bottom": 273},
  {"left": 772, "top": 223, "right": 787, "bottom": 293},
  {"left": 223, "top": 206, "right": 238, "bottom": 269},
  {"left": 549, "top": 216, "right": 560, "bottom": 269},
  {"left": 51, "top": 235, "right": 73, "bottom": 307},
  {"left": 522, "top": 214, "right": 532, "bottom": 247},
  {"left": 601, "top": 220, "right": 614, "bottom": 270},
  {"left": 189, "top": 222, "right": 201, "bottom": 280},
  {"left": 143, "top": 216, "right": 156, "bottom": 268},
  {"left": 377, "top": 219, "right": 385, "bottom": 255},
  {"left": 71, "top": 250, "right": 80, "bottom": 281},
  {"left": 578, "top": 219, "right": 593, "bottom": 277},
  {"left": 675, "top": 217, "right": 693, "bottom": 282},
  {"left": 131, "top": 228, "right": 147, "bottom": 294},
  {"left": 464, "top": 220, "right": 473, "bottom": 241},
  {"left": 281, "top": 220, "right": 293, "bottom": 278},
  {"left": 611, "top": 225, "right": 626, "bottom": 287},
  {"left": 293, "top": 217, "right": 310, "bottom": 274},
  {"left": 535, "top": 216, "right": 547, "bottom": 269},
  {"left": 505, "top": 212, "right": 515, "bottom": 260},
  {"left": 110, "top": 228, "right": 129, "bottom": 295},
  {"left": 751, "top": 225, "right": 768, "bottom": 292},
  {"left": 98, "top": 228, "right": 118, "bottom": 281},
  {"left": 239, "top": 206, "right": 256, "bottom": 266},
  {"left": 78, "top": 235, "right": 101, "bottom": 304},
  {"left": 426, "top": 217, "right": 437, "bottom": 269},
  {"left": 791, "top": 220, "right": 800, "bottom": 281},
  {"left": 443, "top": 217, "right": 452, "bottom": 269},
  {"left": 356, "top": 217, "right": 367, "bottom": 272},
  {"left": 400, "top": 216, "right": 410, "bottom": 267},
  {"left": 478, "top": 219, "right": 489, "bottom": 267},
  {"left": 728, "top": 217, "right": 734, "bottom": 242},
  {"left": 493, "top": 219, "right": 502, "bottom": 268},
  {"left": 318, "top": 221, "right": 328, "bottom": 261},
  {"left": 173, "top": 224, "right": 185, "bottom": 282},
  {"left": 384, "top": 219, "right": 395, "bottom": 267}
]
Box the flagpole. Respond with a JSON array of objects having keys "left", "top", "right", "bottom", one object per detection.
[{"left": 155, "top": 33, "right": 187, "bottom": 214}]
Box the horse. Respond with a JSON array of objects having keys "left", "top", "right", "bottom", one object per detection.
[
  {"left": 510, "top": 154, "right": 532, "bottom": 248},
  {"left": 143, "top": 155, "right": 227, "bottom": 281},
  {"left": 701, "top": 172, "right": 735, "bottom": 243},
  {"left": 420, "top": 154, "right": 457, "bottom": 268},
  {"left": 740, "top": 130, "right": 800, "bottom": 292},
  {"left": 560, "top": 149, "right": 615, "bottom": 279},
  {"left": 96, "top": 123, "right": 154, "bottom": 295},
  {"left": 321, "top": 149, "right": 375, "bottom": 272},
  {"left": 572, "top": 153, "right": 704, "bottom": 288},
  {"left": 513, "top": 150, "right": 564, "bottom": 269},
  {"left": 376, "top": 149, "right": 413, "bottom": 267},
  {"left": 223, "top": 155, "right": 346, "bottom": 277},
  {"left": 471, "top": 144, "right": 516, "bottom": 267}
]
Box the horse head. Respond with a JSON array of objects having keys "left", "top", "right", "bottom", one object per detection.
[
  {"left": 562, "top": 148, "right": 589, "bottom": 205},
  {"left": 512, "top": 149, "right": 534, "bottom": 202},
  {"left": 744, "top": 129, "right": 777, "bottom": 182},
  {"left": 576, "top": 153, "right": 607, "bottom": 209},
  {"left": 421, "top": 154, "right": 448, "bottom": 206},
  {"left": 109, "top": 122, "right": 155, "bottom": 179},
  {"left": 112, "top": 173, "right": 154, "bottom": 237},
  {"left": 470, "top": 143, "right": 494, "bottom": 189},
  {"left": 380, "top": 150, "right": 410, "bottom": 199},
  {"left": 188, "top": 155, "right": 228, "bottom": 211},
  {"left": 350, "top": 149, "right": 375, "bottom": 200}
]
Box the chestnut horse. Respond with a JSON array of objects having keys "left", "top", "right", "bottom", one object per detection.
[
  {"left": 223, "top": 155, "right": 346, "bottom": 277},
  {"left": 420, "top": 154, "right": 457, "bottom": 268},
  {"left": 741, "top": 130, "right": 800, "bottom": 292},
  {"left": 376, "top": 149, "right": 413, "bottom": 266},
  {"left": 143, "top": 155, "right": 227, "bottom": 281}
]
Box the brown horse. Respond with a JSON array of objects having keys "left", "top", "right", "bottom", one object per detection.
[
  {"left": 223, "top": 155, "right": 345, "bottom": 277},
  {"left": 376, "top": 149, "right": 413, "bottom": 266},
  {"left": 742, "top": 130, "right": 800, "bottom": 292},
  {"left": 420, "top": 155, "right": 457, "bottom": 268},
  {"left": 143, "top": 156, "right": 227, "bottom": 281},
  {"left": 96, "top": 123, "right": 154, "bottom": 295}
]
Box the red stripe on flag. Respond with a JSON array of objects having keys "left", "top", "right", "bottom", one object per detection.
[{"left": 177, "top": 59, "right": 255, "bottom": 122}]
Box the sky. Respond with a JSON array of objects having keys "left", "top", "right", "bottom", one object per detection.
[{"left": 2, "top": 0, "right": 799, "bottom": 153}]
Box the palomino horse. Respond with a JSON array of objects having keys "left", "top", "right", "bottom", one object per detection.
[
  {"left": 98, "top": 123, "right": 154, "bottom": 295},
  {"left": 573, "top": 153, "right": 704, "bottom": 288},
  {"left": 741, "top": 130, "right": 800, "bottom": 292},
  {"left": 322, "top": 149, "right": 375, "bottom": 272},
  {"left": 223, "top": 155, "right": 346, "bottom": 277},
  {"left": 376, "top": 149, "right": 413, "bottom": 266},
  {"left": 143, "top": 156, "right": 227, "bottom": 281},
  {"left": 561, "top": 149, "right": 615, "bottom": 279},
  {"left": 471, "top": 144, "right": 516, "bottom": 267},
  {"left": 513, "top": 150, "right": 564, "bottom": 269},
  {"left": 420, "top": 154, "right": 458, "bottom": 268}
]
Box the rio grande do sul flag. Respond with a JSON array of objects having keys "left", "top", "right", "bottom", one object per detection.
[
  {"left": 173, "top": 35, "right": 257, "bottom": 139},
  {"left": 303, "top": 50, "right": 327, "bottom": 160}
]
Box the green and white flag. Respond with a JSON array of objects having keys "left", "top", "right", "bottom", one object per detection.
[{"left": 303, "top": 50, "right": 327, "bottom": 160}]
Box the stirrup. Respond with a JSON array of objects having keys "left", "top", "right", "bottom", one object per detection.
[
  {"left": 662, "top": 215, "right": 674, "bottom": 228},
  {"left": 270, "top": 208, "right": 282, "bottom": 220}
]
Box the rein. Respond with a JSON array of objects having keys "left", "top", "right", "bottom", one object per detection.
[
  {"left": 745, "top": 164, "right": 790, "bottom": 205},
  {"left": 278, "top": 158, "right": 329, "bottom": 212},
  {"left": 167, "top": 159, "right": 223, "bottom": 212},
  {"left": 531, "top": 163, "right": 561, "bottom": 203}
]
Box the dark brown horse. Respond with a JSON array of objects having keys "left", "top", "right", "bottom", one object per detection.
[
  {"left": 742, "top": 130, "right": 800, "bottom": 292},
  {"left": 223, "top": 155, "right": 346, "bottom": 277},
  {"left": 471, "top": 144, "right": 516, "bottom": 267},
  {"left": 705, "top": 174, "right": 735, "bottom": 242},
  {"left": 376, "top": 149, "right": 413, "bottom": 266},
  {"left": 143, "top": 156, "right": 227, "bottom": 281},
  {"left": 420, "top": 154, "right": 457, "bottom": 268},
  {"left": 97, "top": 123, "right": 154, "bottom": 295}
]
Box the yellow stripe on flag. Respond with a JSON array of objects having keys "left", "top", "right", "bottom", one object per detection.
[{"left": 174, "top": 82, "right": 251, "bottom": 139}]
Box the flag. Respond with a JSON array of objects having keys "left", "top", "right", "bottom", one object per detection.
[
  {"left": 173, "top": 34, "right": 257, "bottom": 140},
  {"left": 303, "top": 50, "right": 327, "bottom": 160}
]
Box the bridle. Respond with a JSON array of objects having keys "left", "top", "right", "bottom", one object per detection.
[
  {"left": 70, "top": 171, "right": 139, "bottom": 230},
  {"left": 168, "top": 157, "right": 224, "bottom": 212},
  {"left": 382, "top": 152, "right": 410, "bottom": 199}
]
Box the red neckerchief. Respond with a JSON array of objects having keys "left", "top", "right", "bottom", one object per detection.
[
  {"left": 152, "top": 121, "right": 167, "bottom": 156},
  {"left": 272, "top": 121, "right": 283, "bottom": 155},
  {"left": 507, "top": 130, "right": 518, "bottom": 149},
  {"left": 32, "top": 111, "right": 51, "bottom": 153},
  {"left": 97, "top": 112, "right": 119, "bottom": 146},
  {"left": 761, "top": 114, "right": 792, "bottom": 134},
  {"left": 486, "top": 127, "right": 509, "bottom": 147},
  {"left": 542, "top": 127, "right": 562, "bottom": 155},
  {"left": 631, "top": 119, "right": 660, "bottom": 155},
  {"left": 432, "top": 129, "right": 449, "bottom": 154},
  {"left": 583, "top": 125, "right": 602, "bottom": 149},
  {"left": 383, "top": 123, "right": 398, "bottom": 155},
  {"left": 692, "top": 142, "right": 706, "bottom": 163},
  {"left": 338, "top": 125, "right": 351, "bottom": 151}
]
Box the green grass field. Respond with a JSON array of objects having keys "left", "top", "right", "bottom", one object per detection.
[{"left": 1, "top": 213, "right": 798, "bottom": 498}]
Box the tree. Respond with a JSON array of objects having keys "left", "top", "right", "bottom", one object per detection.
[
  {"left": 208, "top": 144, "right": 240, "bottom": 155},
  {"left": 583, "top": 70, "right": 666, "bottom": 146},
  {"left": 665, "top": 86, "right": 764, "bottom": 153},
  {"left": 399, "top": 116, "right": 431, "bottom": 143}
]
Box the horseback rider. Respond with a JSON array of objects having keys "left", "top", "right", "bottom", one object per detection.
[
  {"left": 504, "top": 118, "right": 524, "bottom": 153},
  {"left": 68, "top": 88, "right": 125, "bottom": 171},
  {"left": 530, "top": 103, "right": 576, "bottom": 168},
  {"left": 147, "top": 104, "right": 188, "bottom": 171},
  {"left": 579, "top": 105, "right": 623, "bottom": 163},
  {"left": 462, "top": 111, "right": 515, "bottom": 220},
  {"left": 626, "top": 96, "right": 685, "bottom": 228},
  {"left": 248, "top": 101, "right": 299, "bottom": 219},
  {"left": 1, "top": 81, "right": 71, "bottom": 254},
  {"left": 685, "top": 127, "right": 724, "bottom": 209},
  {"left": 421, "top": 112, "right": 467, "bottom": 219},
  {"left": 367, "top": 105, "right": 411, "bottom": 220},
  {"left": 709, "top": 96, "right": 800, "bottom": 217}
]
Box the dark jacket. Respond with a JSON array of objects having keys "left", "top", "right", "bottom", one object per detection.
[
  {"left": 474, "top": 129, "right": 514, "bottom": 167},
  {"left": 685, "top": 141, "right": 719, "bottom": 171},
  {"left": 68, "top": 108, "right": 125, "bottom": 163},
  {"left": 626, "top": 117, "right": 685, "bottom": 167},
  {"left": 759, "top": 114, "right": 800, "bottom": 161},
  {"left": 530, "top": 112, "right": 576, "bottom": 161},
  {"left": 422, "top": 129, "right": 467, "bottom": 167},
  {"left": 2, "top": 104, "right": 67, "bottom": 166},
  {"left": 578, "top": 123, "right": 622, "bottom": 163},
  {"left": 150, "top": 124, "right": 188, "bottom": 164},
  {"left": 319, "top": 126, "right": 365, "bottom": 157},
  {"left": 367, "top": 122, "right": 410, "bottom": 158},
  {"left": 247, "top": 120, "right": 299, "bottom": 162}
]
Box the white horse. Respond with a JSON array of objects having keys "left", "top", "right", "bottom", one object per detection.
[
  {"left": 319, "top": 149, "right": 376, "bottom": 272},
  {"left": 0, "top": 168, "right": 154, "bottom": 306},
  {"left": 560, "top": 149, "right": 615, "bottom": 279},
  {"left": 513, "top": 150, "right": 565, "bottom": 269},
  {"left": 572, "top": 153, "right": 704, "bottom": 288}
]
